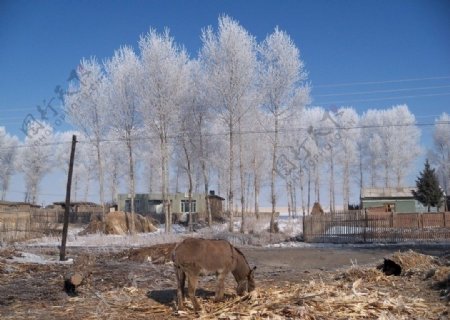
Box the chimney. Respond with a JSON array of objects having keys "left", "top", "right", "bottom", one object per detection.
[{"left": 209, "top": 190, "right": 215, "bottom": 196}]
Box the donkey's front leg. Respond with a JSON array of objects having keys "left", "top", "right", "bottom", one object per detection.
[
  {"left": 214, "top": 272, "right": 226, "bottom": 302},
  {"left": 187, "top": 274, "right": 200, "bottom": 311}
]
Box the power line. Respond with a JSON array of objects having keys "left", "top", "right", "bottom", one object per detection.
[
  {"left": 2, "top": 121, "right": 447, "bottom": 151},
  {"left": 315, "top": 92, "right": 450, "bottom": 105},
  {"left": 314, "top": 84, "right": 450, "bottom": 97},
  {"left": 1, "top": 76, "right": 450, "bottom": 113},
  {"left": 314, "top": 75, "right": 450, "bottom": 88}
]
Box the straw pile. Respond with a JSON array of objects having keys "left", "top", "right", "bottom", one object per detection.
[
  {"left": 390, "top": 250, "right": 438, "bottom": 272},
  {"left": 185, "top": 277, "right": 446, "bottom": 319}
]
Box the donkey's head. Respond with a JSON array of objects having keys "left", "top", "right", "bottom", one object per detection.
[{"left": 236, "top": 266, "right": 256, "bottom": 296}]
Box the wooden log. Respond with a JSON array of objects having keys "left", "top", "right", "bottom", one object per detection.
[{"left": 64, "top": 272, "right": 84, "bottom": 296}]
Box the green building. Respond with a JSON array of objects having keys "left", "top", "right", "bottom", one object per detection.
[{"left": 360, "top": 187, "right": 435, "bottom": 213}]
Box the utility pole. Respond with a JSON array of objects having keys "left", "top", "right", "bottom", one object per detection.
[{"left": 60, "top": 135, "right": 77, "bottom": 261}]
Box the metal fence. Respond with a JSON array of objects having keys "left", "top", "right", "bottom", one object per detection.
[{"left": 303, "top": 211, "right": 450, "bottom": 243}]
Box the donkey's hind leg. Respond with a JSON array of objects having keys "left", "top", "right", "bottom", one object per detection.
[{"left": 175, "top": 266, "right": 186, "bottom": 310}]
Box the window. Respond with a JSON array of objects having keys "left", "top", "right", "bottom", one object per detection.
[
  {"left": 124, "top": 199, "right": 141, "bottom": 212},
  {"left": 181, "top": 200, "right": 196, "bottom": 213}
]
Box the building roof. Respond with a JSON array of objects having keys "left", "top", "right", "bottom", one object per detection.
[
  {"left": 207, "top": 194, "right": 225, "bottom": 201},
  {"left": 361, "top": 187, "right": 416, "bottom": 199},
  {"left": 119, "top": 192, "right": 225, "bottom": 201},
  {"left": 52, "top": 201, "right": 100, "bottom": 207},
  {"left": 0, "top": 200, "right": 41, "bottom": 208}
]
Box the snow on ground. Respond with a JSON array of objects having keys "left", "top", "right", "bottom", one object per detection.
[
  {"left": 9, "top": 252, "right": 74, "bottom": 265},
  {"left": 19, "top": 214, "right": 302, "bottom": 249},
  {"left": 277, "top": 214, "right": 303, "bottom": 236},
  {"left": 21, "top": 224, "right": 182, "bottom": 247},
  {"left": 267, "top": 240, "right": 450, "bottom": 249}
]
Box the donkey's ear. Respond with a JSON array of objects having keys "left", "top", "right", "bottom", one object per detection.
[{"left": 249, "top": 266, "right": 257, "bottom": 275}]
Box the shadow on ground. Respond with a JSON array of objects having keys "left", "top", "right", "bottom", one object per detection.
[{"left": 147, "top": 288, "right": 216, "bottom": 306}]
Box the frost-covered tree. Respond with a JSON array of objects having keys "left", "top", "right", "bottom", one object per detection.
[
  {"left": 360, "top": 105, "right": 421, "bottom": 188},
  {"left": 180, "top": 60, "right": 215, "bottom": 226},
  {"left": 105, "top": 46, "right": 142, "bottom": 234},
  {"left": 64, "top": 58, "right": 109, "bottom": 217},
  {"left": 174, "top": 100, "right": 198, "bottom": 231},
  {"left": 389, "top": 106, "right": 421, "bottom": 187},
  {"left": 360, "top": 110, "right": 383, "bottom": 187},
  {"left": 102, "top": 130, "right": 127, "bottom": 204},
  {"left": 200, "top": 16, "right": 257, "bottom": 232},
  {"left": 258, "top": 27, "right": 310, "bottom": 229},
  {"left": 335, "top": 108, "right": 359, "bottom": 209},
  {"left": 429, "top": 113, "right": 450, "bottom": 199},
  {"left": 18, "top": 121, "right": 54, "bottom": 204},
  {"left": 139, "top": 29, "right": 189, "bottom": 233},
  {"left": 0, "top": 127, "right": 19, "bottom": 200},
  {"left": 247, "top": 110, "right": 270, "bottom": 218},
  {"left": 54, "top": 131, "right": 99, "bottom": 202}
]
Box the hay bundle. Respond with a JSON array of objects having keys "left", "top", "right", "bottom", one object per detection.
[
  {"left": 80, "top": 211, "right": 158, "bottom": 235},
  {"left": 311, "top": 202, "right": 324, "bottom": 215}
]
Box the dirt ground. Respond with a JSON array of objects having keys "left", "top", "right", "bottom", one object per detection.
[
  {"left": 0, "top": 243, "right": 449, "bottom": 319},
  {"left": 242, "top": 244, "right": 449, "bottom": 281}
]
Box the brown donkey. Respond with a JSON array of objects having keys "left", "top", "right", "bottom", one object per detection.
[{"left": 172, "top": 238, "right": 256, "bottom": 311}]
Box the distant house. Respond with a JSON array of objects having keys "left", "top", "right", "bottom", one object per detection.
[
  {"left": 117, "top": 191, "right": 225, "bottom": 222},
  {"left": 50, "top": 201, "right": 102, "bottom": 212},
  {"left": 48, "top": 201, "right": 103, "bottom": 223},
  {"left": 360, "top": 187, "right": 440, "bottom": 213}
]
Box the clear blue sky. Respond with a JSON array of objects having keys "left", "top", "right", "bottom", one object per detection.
[{"left": 1, "top": 0, "right": 449, "bottom": 204}]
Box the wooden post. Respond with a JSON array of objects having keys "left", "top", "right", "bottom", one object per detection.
[
  {"left": 443, "top": 211, "right": 446, "bottom": 228},
  {"left": 60, "top": 135, "right": 77, "bottom": 261}
]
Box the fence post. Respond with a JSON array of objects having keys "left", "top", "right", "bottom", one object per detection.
[
  {"left": 363, "top": 209, "right": 367, "bottom": 243},
  {"left": 443, "top": 211, "right": 446, "bottom": 228},
  {"left": 60, "top": 135, "right": 77, "bottom": 261}
]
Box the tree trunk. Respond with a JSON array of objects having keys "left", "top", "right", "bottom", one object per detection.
[
  {"left": 307, "top": 168, "right": 311, "bottom": 215},
  {"left": 83, "top": 170, "right": 90, "bottom": 202},
  {"left": 315, "top": 161, "right": 320, "bottom": 203},
  {"left": 239, "top": 120, "right": 246, "bottom": 233},
  {"left": 199, "top": 131, "right": 211, "bottom": 227},
  {"left": 203, "top": 174, "right": 211, "bottom": 227},
  {"left": 299, "top": 168, "right": 305, "bottom": 217},
  {"left": 182, "top": 138, "right": 194, "bottom": 232},
  {"left": 126, "top": 136, "right": 136, "bottom": 234},
  {"left": 286, "top": 179, "right": 291, "bottom": 218},
  {"left": 95, "top": 139, "right": 106, "bottom": 232},
  {"left": 270, "top": 113, "right": 279, "bottom": 233},
  {"left": 343, "top": 159, "right": 350, "bottom": 211},
  {"left": 175, "top": 166, "right": 180, "bottom": 193},
  {"left": 329, "top": 148, "right": 335, "bottom": 213},
  {"left": 228, "top": 119, "right": 234, "bottom": 233},
  {"left": 253, "top": 155, "right": 260, "bottom": 219},
  {"left": 110, "top": 163, "right": 118, "bottom": 204},
  {"left": 161, "top": 136, "right": 171, "bottom": 233},
  {"left": 359, "top": 147, "right": 363, "bottom": 199},
  {"left": 148, "top": 165, "right": 153, "bottom": 195}
]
